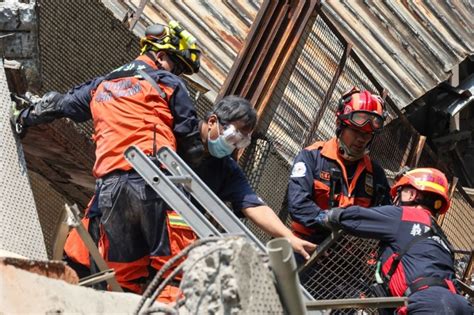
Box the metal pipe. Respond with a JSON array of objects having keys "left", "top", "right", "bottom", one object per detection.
[
  {"left": 267, "top": 238, "right": 307, "bottom": 315},
  {"left": 306, "top": 297, "right": 407, "bottom": 310}
]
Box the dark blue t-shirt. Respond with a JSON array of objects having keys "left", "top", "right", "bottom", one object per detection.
[{"left": 195, "top": 155, "right": 265, "bottom": 217}]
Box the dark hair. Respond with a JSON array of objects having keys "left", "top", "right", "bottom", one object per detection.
[{"left": 206, "top": 95, "right": 257, "bottom": 130}]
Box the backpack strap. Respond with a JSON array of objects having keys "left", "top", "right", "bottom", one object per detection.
[
  {"left": 136, "top": 69, "right": 167, "bottom": 99},
  {"left": 429, "top": 217, "right": 455, "bottom": 258},
  {"left": 104, "top": 63, "right": 167, "bottom": 99}
]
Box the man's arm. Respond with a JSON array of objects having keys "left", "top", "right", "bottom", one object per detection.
[
  {"left": 322, "top": 205, "right": 400, "bottom": 241},
  {"left": 242, "top": 205, "right": 316, "bottom": 259},
  {"left": 288, "top": 149, "right": 325, "bottom": 227},
  {"left": 216, "top": 158, "right": 316, "bottom": 259},
  {"left": 16, "top": 77, "right": 103, "bottom": 129}
]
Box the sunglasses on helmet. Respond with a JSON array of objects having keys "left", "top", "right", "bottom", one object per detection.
[
  {"left": 340, "top": 110, "right": 384, "bottom": 131},
  {"left": 221, "top": 124, "right": 252, "bottom": 149}
]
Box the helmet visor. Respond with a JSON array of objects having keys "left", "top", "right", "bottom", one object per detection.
[
  {"left": 342, "top": 111, "right": 384, "bottom": 131},
  {"left": 221, "top": 124, "right": 252, "bottom": 149}
]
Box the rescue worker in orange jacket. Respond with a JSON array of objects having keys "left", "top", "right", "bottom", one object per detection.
[
  {"left": 13, "top": 22, "right": 203, "bottom": 299},
  {"left": 288, "top": 87, "right": 391, "bottom": 245},
  {"left": 314, "top": 168, "right": 473, "bottom": 314}
]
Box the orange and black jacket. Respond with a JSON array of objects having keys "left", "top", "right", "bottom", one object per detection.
[
  {"left": 288, "top": 137, "right": 390, "bottom": 242},
  {"left": 21, "top": 54, "right": 200, "bottom": 178}
]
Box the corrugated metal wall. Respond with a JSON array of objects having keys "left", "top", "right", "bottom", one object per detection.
[
  {"left": 102, "top": 1, "right": 473, "bottom": 110},
  {"left": 322, "top": 1, "right": 474, "bottom": 109},
  {"left": 102, "top": 0, "right": 262, "bottom": 101}
]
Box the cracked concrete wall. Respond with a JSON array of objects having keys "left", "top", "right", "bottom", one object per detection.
[
  {"left": 0, "top": 263, "right": 159, "bottom": 314},
  {"left": 180, "top": 237, "right": 284, "bottom": 314},
  {"left": 0, "top": 0, "right": 41, "bottom": 92}
]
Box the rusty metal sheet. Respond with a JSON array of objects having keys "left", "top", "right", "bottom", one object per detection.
[
  {"left": 321, "top": 1, "right": 474, "bottom": 109},
  {"left": 102, "top": 0, "right": 262, "bottom": 101},
  {"left": 103, "top": 0, "right": 473, "bottom": 109}
]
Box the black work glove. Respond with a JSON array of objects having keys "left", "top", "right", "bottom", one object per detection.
[{"left": 314, "top": 211, "right": 329, "bottom": 228}]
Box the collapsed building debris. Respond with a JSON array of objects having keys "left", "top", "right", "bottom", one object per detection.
[{"left": 180, "top": 237, "right": 284, "bottom": 314}]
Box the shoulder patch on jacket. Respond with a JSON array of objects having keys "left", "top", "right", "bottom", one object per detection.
[{"left": 291, "top": 162, "right": 307, "bottom": 178}]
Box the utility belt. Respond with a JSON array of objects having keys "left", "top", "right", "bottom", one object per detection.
[
  {"left": 97, "top": 156, "right": 164, "bottom": 185},
  {"left": 370, "top": 277, "right": 456, "bottom": 298},
  {"left": 404, "top": 277, "right": 456, "bottom": 297}
]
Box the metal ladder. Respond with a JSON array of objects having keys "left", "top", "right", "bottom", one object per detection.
[{"left": 123, "top": 145, "right": 315, "bottom": 301}]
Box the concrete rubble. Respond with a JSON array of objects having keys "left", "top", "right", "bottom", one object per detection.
[
  {"left": 180, "top": 237, "right": 284, "bottom": 314},
  {"left": 0, "top": 255, "right": 170, "bottom": 314},
  {"left": 1, "top": 237, "right": 287, "bottom": 314},
  {"left": 0, "top": 263, "right": 152, "bottom": 314}
]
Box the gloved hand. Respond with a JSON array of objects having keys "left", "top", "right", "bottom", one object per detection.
[
  {"left": 10, "top": 92, "right": 41, "bottom": 136},
  {"left": 314, "top": 211, "right": 329, "bottom": 228},
  {"left": 315, "top": 208, "right": 345, "bottom": 230}
]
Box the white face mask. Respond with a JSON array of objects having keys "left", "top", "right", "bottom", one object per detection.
[
  {"left": 207, "top": 120, "right": 252, "bottom": 158},
  {"left": 207, "top": 120, "right": 236, "bottom": 158}
]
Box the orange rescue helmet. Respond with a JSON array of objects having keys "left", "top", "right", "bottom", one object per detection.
[{"left": 390, "top": 168, "right": 451, "bottom": 214}]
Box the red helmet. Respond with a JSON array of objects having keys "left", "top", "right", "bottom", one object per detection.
[
  {"left": 336, "top": 87, "right": 385, "bottom": 133},
  {"left": 390, "top": 168, "right": 451, "bottom": 214}
]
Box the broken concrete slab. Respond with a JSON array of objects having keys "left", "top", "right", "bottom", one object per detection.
[
  {"left": 0, "top": 256, "right": 79, "bottom": 285},
  {"left": 0, "top": 263, "right": 166, "bottom": 314}
]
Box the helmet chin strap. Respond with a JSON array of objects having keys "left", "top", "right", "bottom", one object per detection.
[{"left": 337, "top": 138, "right": 368, "bottom": 161}]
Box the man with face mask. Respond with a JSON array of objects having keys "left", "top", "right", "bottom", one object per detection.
[
  {"left": 194, "top": 95, "right": 316, "bottom": 259},
  {"left": 288, "top": 87, "right": 391, "bottom": 246},
  {"left": 12, "top": 21, "right": 204, "bottom": 300}
]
